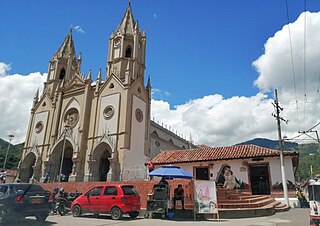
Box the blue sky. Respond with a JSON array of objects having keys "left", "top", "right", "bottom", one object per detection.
[
  {"left": 2, "top": 0, "right": 320, "bottom": 146},
  {"left": 1, "top": 0, "right": 319, "bottom": 105}
]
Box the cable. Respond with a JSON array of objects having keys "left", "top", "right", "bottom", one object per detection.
[
  {"left": 303, "top": 0, "right": 307, "bottom": 131},
  {"left": 285, "top": 0, "right": 299, "bottom": 110}
]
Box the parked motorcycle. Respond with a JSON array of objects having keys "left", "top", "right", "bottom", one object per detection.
[{"left": 52, "top": 188, "right": 82, "bottom": 216}]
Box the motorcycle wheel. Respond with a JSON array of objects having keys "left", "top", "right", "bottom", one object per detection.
[{"left": 58, "top": 205, "right": 66, "bottom": 216}]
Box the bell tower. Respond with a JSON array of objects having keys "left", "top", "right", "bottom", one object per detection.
[
  {"left": 106, "top": 2, "right": 146, "bottom": 85},
  {"left": 44, "top": 26, "right": 82, "bottom": 98}
]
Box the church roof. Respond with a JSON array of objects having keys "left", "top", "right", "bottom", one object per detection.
[
  {"left": 151, "top": 144, "right": 298, "bottom": 165},
  {"left": 55, "top": 27, "right": 76, "bottom": 59},
  {"left": 116, "top": 2, "right": 136, "bottom": 35}
]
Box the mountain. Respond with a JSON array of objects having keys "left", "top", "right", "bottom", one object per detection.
[
  {"left": 0, "top": 138, "right": 24, "bottom": 169},
  {"left": 237, "top": 138, "right": 299, "bottom": 150},
  {"left": 237, "top": 138, "right": 318, "bottom": 180}
]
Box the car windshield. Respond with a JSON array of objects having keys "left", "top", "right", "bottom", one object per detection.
[{"left": 122, "top": 186, "right": 138, "bottom": 196}]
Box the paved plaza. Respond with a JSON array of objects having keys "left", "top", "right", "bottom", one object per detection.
[{"left": 12, "top": 208, "right": 309, "bottom": 226}]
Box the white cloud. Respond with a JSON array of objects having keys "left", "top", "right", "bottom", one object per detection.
[
  {"left": 253, "top": 11, "right": 320, "bottom": 100},
  {"left": 151, "top": 11, "right": 320, "bottom": 147},
  {"left": 152, "top": 88, "right": 171, "bottom": 99},
  {"left": 0, "top": 62, "right": 46, "bottom": 144},
  {"left": 151, "top": 94, "right": 276, "bottom": 146},
  {"left": 74, "top": 25, "right": 85, "bottom": 34},
  {"left": 2, "top": 11, "right": 320, "bottom": 147},
  {"left": 0, "top": 62, "right": 11, "bottom": 77}
]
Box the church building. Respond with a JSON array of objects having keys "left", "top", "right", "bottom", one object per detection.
[{"left": 19, "top": 3, "right": 194, "bottom": 183}]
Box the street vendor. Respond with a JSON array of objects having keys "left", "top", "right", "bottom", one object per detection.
[{"left": 173, "top": 184, "right": 185, "bottom": 210}]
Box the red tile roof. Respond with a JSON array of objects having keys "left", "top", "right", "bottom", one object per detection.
[{"left": 151, "top": 144, "right": 298, "bottom": 165}]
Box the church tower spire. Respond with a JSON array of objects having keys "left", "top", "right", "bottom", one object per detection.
[
  {"left": 44, "top": 26, "right": 81, "bottom": 97},
  {"left": 106, "top": 3, "right": 146, "bottom": 85}
]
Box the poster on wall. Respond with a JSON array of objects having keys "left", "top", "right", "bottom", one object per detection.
[{"left": 194, "top": 180, "right": 218, "bottom": 214}]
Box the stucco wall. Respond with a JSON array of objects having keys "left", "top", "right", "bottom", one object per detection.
[{"left": 155, "top": 156, "right": 296, "bottom": 187}]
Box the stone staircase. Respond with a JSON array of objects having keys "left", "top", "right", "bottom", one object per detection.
[{"left": 216, "top": 188, "right": 290, "bottom": 218}]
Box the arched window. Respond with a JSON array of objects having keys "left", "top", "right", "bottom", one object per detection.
[
  {"left": 125, "top": 46, "right": 132, "bottom": 58},
  {"left": 59, "top": 69, "right": 66, "bottom": 79}
]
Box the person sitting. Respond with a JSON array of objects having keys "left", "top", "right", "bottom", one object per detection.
[
  {"left": 173, "top": 184, "right": 185, "bottom": 210},
  {"left": 159, "top": 177, "right": 169, "bottom": 185}
]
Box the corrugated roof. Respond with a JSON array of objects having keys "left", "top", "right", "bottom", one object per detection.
[{"left": 151, "top": 144, "right": 298, "bottom": 164}]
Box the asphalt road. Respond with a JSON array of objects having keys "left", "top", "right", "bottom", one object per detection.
[{"left": 8, "top": 208, "right": 309, "bottom": 226}]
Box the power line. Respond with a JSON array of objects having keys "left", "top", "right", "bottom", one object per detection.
[
  {"left": 303, "top": 0, "right": 307, "bottom": 130},
  {"left": 285, "top": 0, "right": 299, "bottom": 110}
]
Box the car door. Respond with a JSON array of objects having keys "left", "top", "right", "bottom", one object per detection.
[
  {"left": 86, "top": 186, "right": 103, "bottom": 213},
  {"left": 99, "top": 186, "right": 118, "bottom": 213}
]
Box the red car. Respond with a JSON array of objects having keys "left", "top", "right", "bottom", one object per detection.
[{"left": 71, "top": 184, "right": 140, "bottom": 220}]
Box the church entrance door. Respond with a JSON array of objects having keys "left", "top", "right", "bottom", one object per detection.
[
  {"left": 50, "top": 139, "right": 73, "bottom": 182},
  {"left": 91, "top": 142, "right": 112, "bottom": 181},
  {"left": 20, "top": 152, "right": 36, "bottom": 183},
  {"left": 59, "top": 147, "right": 73, "bottom": 182}
]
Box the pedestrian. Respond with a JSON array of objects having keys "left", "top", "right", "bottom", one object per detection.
[{"left": 296, "top": 187, "right": 308, "bottom": 208}]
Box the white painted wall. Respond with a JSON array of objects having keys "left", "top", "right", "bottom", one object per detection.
[
  {"left": 32, "top": 111, "right": 49, "bottom": 145},
  {"left": 122, "top": 95, "right": 148, "bottom": 180},
  {"left": 156, "top": 156, "right": 296, "bottom": 186},
  {"left": 99, "top": 93, "right": 120, "bottom": 135}
]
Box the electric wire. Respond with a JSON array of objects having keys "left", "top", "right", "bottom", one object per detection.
[
  {"left": 303, "top": 0, "right": 307, "bottom": 130},
  {"left": 285, "top": 0, "right": 300, "bottom": 131}
]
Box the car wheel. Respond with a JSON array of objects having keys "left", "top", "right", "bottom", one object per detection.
[
  {"left": 72, "top": 205, "right": 82, "bottom": 217},
  {"left": 111, "top": 207, "right": 122, "bottom": 220},
  {"left": 129, "top": 211, "right": 139, "bottom": 219},
  {"left": 36, "top": 213, "right": 48, "bottom": 223}
]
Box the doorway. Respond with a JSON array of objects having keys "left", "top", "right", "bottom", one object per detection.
[{"left": 249, "top": 164, "right": 271, "bottom": 195}]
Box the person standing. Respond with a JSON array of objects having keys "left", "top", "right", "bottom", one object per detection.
[{"left": 296, "top": 187, "right": 307, "bottom": 208}]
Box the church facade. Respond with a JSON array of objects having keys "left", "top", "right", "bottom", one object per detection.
[{"left": 19, "top": 4, "right": 193, "bottom": 183}]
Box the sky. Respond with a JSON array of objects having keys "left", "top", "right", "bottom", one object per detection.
[{"left": 1, "top": 0, "right": 320, "bottom": 147}]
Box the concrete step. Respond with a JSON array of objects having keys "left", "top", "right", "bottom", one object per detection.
[{"left": 218, "top": 197, "right": 275, "bottom": 209}]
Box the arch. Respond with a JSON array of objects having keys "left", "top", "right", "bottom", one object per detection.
[
  {"left": 49, "top": 138, "right": 74, "bottom": 182},
  {"left": 20, "top": 152, "right": 37, "bottom": 183},
  {"left": 90, "top": 142, "right": 112, "bottom": 181},
  {"left": 125, "top": 46, "right": 132, "bottom": 58},
  {"left": 59, "top": 68, "right": 66, "bottom": 79}
]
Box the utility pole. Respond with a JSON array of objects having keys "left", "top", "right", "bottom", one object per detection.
[{"left": 272, "top": 89, "right": 289, "bottom": 206}]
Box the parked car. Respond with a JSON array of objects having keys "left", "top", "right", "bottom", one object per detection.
[
  {"left": 0, "top": 183, "right": 52, "bottom": 225},
  {"left": 71, "top": 184, "right": 141, "bottom": 220}
]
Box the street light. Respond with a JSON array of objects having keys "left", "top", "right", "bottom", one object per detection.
[
  {"left": 3, "top": 134, "right": 14, "bottom": 170},
  {"left": 58, "top": 125, "right": 70, "bottom": 182}
]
